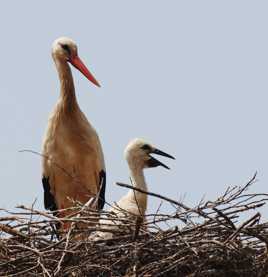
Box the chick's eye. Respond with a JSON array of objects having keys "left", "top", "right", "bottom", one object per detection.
[
  {"left": 141, "top": 144, "right": 151, "bottom": 151},
  {"left": 61, "top": 44, "right": 71, "bottom": 55}
]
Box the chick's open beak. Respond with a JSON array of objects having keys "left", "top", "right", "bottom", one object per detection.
[
  {"left": 147, "top": 148, "right": 175, "bottom": 170},
  {"left": 152, "top": 149, "right": 175, "bottom": 160}
]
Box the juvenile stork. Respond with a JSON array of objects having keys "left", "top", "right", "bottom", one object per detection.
[
  {"left": 42, "top": 37, "right": 106, "bottom": 225},
  {"left": 94, "top": 138, "right": 174, "bottom": 239}
]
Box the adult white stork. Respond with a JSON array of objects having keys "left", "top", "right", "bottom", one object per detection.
[
  {"left": 42, "top": 37, "right": 106, "bottom": 226},
  {"left": 94, "top": 138, "right": 174, "bottom": 239}
]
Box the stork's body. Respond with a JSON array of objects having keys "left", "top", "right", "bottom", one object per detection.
[
  {"left": 94, "top": 138, "right": 174, "bottom": 239},
  {"left": 42, "top": 37, "right": 106, "bottom": 222}
]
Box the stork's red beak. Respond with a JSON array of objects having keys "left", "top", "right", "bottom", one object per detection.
[{"left": 69, "top": 55, "right": 101, "bottom": 87}]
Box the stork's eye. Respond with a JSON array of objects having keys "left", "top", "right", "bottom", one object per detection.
[
  {"left": 141, "top": 144, "right": 151, "bottom": 151},
  {"left": 61, "top": 44, "right": 71, "bottom": 55}
]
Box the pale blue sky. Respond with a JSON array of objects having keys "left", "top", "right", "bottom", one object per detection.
[{"left": 0, "top": 1, "right": 267, "bottom": 217}]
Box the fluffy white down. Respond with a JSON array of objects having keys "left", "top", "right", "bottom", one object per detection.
[{"left": 91, "top": 138, "right": 151, "bottom": 240}]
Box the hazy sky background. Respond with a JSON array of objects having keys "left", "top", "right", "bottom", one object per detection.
[{"left": 0, "top": 1, "right": 267, "bottom": 217}]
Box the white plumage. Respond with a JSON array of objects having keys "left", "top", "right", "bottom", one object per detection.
[
  {"left": 42, "top": 37, "right": 106, "bottom": 229},
  {"left": 93, "top": 138, "right": 175, "bottom": 239}
]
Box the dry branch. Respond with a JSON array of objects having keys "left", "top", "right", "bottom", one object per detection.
[{"left": 0, "top": 174, "right": 268, "bottom": 276}]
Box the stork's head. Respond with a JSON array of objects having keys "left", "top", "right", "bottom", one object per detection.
[
  {"left": 124, "top": 138, "right": 175, "bottom": 170},
  {"left": 52, "top": 37, "right": 100, "bottom": 87}
]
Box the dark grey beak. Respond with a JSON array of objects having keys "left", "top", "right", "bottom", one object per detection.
[
  {"left": 147, "top": 148, "right": 175, "bottom": 170},
  {"left": 152, "top": 148, "right": 175, "bottom": 160}
]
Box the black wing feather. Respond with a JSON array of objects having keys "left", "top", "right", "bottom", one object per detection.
[
  {"left": 97, "top": 170, "right": 106, "bottom": 210},
  {"left": 42, "top": 176, "right": 58, "bottom": 212}
]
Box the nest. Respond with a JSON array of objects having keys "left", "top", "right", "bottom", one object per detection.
[{"left": 1, "top": 173, "right": 268, "bottom": 276}]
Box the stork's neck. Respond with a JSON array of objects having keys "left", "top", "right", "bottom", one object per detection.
[
  {"left": 128, "top": 164, "right": 148, "bottom": 214},
  {"left": 54, "top": 58, "right": 79, "bottom": 112}
]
